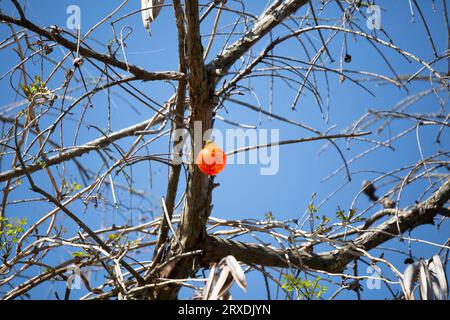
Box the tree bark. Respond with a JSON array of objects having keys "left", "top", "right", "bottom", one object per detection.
[{"left": 155, "top": 0, "right": 215, "bottom": 299}]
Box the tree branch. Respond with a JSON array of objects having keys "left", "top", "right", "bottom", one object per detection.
[
  {"left": 200, "top": 178, "right": 450, "bottom": 273},
  {"left": 156, "top": 0, "right": 215, "bottom": 299},
  {"left": 206, "top": 0, "right": 310, "bottom": 76}
]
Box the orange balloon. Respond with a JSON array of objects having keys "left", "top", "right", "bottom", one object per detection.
[{"left": 195, "top": 142, "right": 227, "bottom": 175}]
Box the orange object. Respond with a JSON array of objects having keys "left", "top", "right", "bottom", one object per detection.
[{"left": 195, "top": 142, "right": 227, "bottom": 175}]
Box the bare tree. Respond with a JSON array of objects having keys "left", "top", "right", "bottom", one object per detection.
[{"left": 0, "top": 0, "right": 448, "bottom": 300}]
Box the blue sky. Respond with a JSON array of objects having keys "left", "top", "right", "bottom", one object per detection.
[{"left": 0, "top": 0, "right": 448, "bottom": 300}]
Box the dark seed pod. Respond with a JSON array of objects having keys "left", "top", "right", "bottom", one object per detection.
[{"left": 344, "top": 53, "right": 352, "bottom": 63}]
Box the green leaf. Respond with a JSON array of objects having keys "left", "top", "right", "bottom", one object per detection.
[{"left": 72, "top": 251, "right": 90, "bottom": 257}]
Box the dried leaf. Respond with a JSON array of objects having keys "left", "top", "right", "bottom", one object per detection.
[
  {"left": 202, "top": 263, "right": 217, "bottom": 300},
  {"left": 419, "top": 259, "right": 435, "bottom": 300},
  {"left": 428, "top": 255, "right": 448, "bottom": 300},
  {"left": 209, "top": 265, "right": 232, "bottom": 300},
  {"left": 402, "top": 261, "right": 420, "bottom": 300},
  {"left": 217, "top": 273, "right": 235, "bottom": 300},
  {"left": 225, "top": 255, "right": 247, "bottom": 292},
  {"left": 141, "top": 0, "right": 164, "bottom": 33},
  {"left": 222, "top": 291, "right": 233, "bottom": 300},
  {"left": 192, "top": 289, "right": 203, "bottom": 300}
]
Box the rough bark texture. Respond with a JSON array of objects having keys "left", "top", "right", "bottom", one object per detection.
[
  {"left": 207, "top": 0, "right": 310, "bottom": 74},
  {"left": 156, "top": 0, "right": 215, "bottom": 299}
]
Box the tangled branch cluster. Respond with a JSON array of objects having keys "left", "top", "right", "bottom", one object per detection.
[{"left": 0, "top": 0, "right": 448, "bottom": 300}]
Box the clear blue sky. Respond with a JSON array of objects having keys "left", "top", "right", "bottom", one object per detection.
[{"left": 0, "top": 0, "right": 448, "bottom": 299}]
